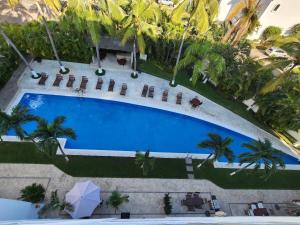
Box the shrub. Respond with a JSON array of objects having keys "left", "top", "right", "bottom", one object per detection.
[
  {"left": 163, "top": 193, "right": 172, "bottom": 215},
  {"left": 261, "top": 26, "right": 282, "bottom": 40},
  {"left": 290, "top": 23, "right": 300, "bottom": 35},
  {"left": 107, "top": 190, "right": 129, "bottom": 214},
  {"left": 19, "top": 183, "right": 45, "bottom": 203}
]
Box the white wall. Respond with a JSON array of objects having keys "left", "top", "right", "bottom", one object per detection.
[{"left": 250, "top": 0, "right": 300, "bottom": 39}]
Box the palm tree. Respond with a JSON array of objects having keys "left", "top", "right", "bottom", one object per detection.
[
  {"left": 35, "top": 2, "right": 69, "bottom": 74},
  {"left": 0, "top": 29, "right": 40, "bottom": 78},
  {"left": 177, "top": 41, "right": 225, "bottom": 86},
  {"left": 0, "top": 105, "right": 38, "bottom": 140},
  {"left": 197, "top": 133, "right": 234, "bottom": 168},
  {"left": 230, "top": 139, "right": 285, "bottom": 179},
  {"left": 121, "top": 0, "right": 161, "bottom": 78},
  {"left": 30, "top": 116, "right": 76, "bottom": 162},
  {"left": 222, "top": 0, "right": 260, "bottom": 46},
  {"left": 170, "top": 0, "right": 219, "bottom": 85},
  {"left": 107, "top": 190, "right": 129, "bottom": 214},
  {"left": 135, "top": 150, "right": 155, "bottom": 176}
]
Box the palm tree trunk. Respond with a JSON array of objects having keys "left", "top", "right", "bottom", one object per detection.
[
  {"left": 132, "top": 35, "right": 137, "bottom": 77},
  {"left": 0, "top": 29, "right": 39, "bottom": 78},
  {"left": 171, "top": 29, "right": 187, "bottom": 85},
  {"left": 95, "top": 44, "right": 103, "bottom": 73},
  {"left": 56, "top": 140, "right": 69, "bottom": 162},
  {"left": 41, "top": 16, "right": 67, "bottom": 73},
  {"left": 229, "top": 162, "right": 255, "bottom": 176},
  {"left": 197, "top": 153, "right": 213, "bottom": 168}
]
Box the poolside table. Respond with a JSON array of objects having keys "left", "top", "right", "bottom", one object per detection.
[{"left": 190, "top": 97, "right": 202, "bottom": 108}]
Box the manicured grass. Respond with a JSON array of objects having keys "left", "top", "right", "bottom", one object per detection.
[
  {"left": 0, "top": 142, "right": 186, "bottom": 179},
  {"left": 2, "top": 142, "right": 300, "bottom": 189},
  {"left": 193, "top": 160, "right": 300, "bottom": 190},
  {"left": 138, "top": 60, "right": 272, "bottom": 133}
]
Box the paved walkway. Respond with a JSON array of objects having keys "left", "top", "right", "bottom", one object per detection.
[
  {"left": 0, "top": 164, "right": 299, "bottom": 218},
  {"left": 4, "top": 59, "right": 297, "bottom": 160}
]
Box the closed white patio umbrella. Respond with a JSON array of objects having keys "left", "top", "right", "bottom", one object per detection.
[{"left": 65, "top": 181, "right": 101, "bottom": 219}]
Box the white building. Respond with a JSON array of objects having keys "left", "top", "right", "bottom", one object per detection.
[{"left": 218, "top": 0, "right": 300, "bottom": 39}]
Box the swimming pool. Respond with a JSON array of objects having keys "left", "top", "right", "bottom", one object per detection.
[{"left": 8, "top": 93, "right": 300, "bottom": 165}]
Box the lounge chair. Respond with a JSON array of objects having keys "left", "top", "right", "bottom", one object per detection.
[
  {"left": 141, "top": 84, "right": 148, "bottom": 97},
  {"left": 108, "top": 79, "right": 115, "bottom": 92},
  {"left": 80, "top": 76, "right": 88, "bottom": 90},
  {"left": 148, "top": 86, "right": 154, "bottom": 98},
  {"left": 176, "top": 92, "right": 182, "bottom": 105},
  {"left": 96, "top": 77, "right": 103, "bottom": 90},
  {"left": 120, "top": 83, "right": 127, "bottom": 96},
  {"left": 66, "top": 75, "right": 75, "bottom": 88},
  {"left": 38, "top": 73, "right": 48, "bottom": 85},
  {"left": 162, "top": 90, "right": 168, "bottom": 102},
  {"left": 53, "top": 74, "right": 63, "bottom": 87}
]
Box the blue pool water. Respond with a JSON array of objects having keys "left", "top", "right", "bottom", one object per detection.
[{"left": 8, "top": 93, "right": 300, "bottom": 164}]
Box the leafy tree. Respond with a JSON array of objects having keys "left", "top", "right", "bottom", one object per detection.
[
  {"left": 177, "top": 40, "right": 225, "bottom": 85},
  {"left": 121, "top": 0, "right": 161, "bottom": 78},
  {"left": 0, "top": 105, "right": 38, "bottom": 140},
  {"left": 230, "top": 139, "right": 285, "bottom": 180},
  {"left": 107, "top": 190, "right": 129, "bottom": 214},
  {"left": 197, "top": 133, "right": 234, "bottom": 168},
  {"left": 19, "top": 183, "right": 45, "bottom": 203},
  {"left": 170, "top": 0, "right": 219, "bottom": 85},
  {"left": 222, "top": 0, "right": 260, "bottom": 46},
  {"left": 135, "top": 150, "right": 155, "bottom": 176},
  {"left": 261, "top": 26, "right": 282, "bottom": 41},
  {"left": 30, "top": 116, "right": 76, "bottom": 162}
]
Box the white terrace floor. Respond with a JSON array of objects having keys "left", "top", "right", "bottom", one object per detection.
[{"left": 6, "top": 59, "right": 299, "bottom": 160}]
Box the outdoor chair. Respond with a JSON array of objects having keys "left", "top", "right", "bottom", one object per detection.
[
  {"left": 96, "top": 77, "right": 103, "bottom": 90},
  {"left": 162, "top": 90, "right": 168, "bottom": 102},
  {"left": 53, "top": 74, "right": 63, "bottom": 87},
  {"left": 120, "top": 83, "right": 127, "bottom": 96},
  {"left": 80, "top": 76, "right": 88, "bottom": 90},
  {"left": 141, "top": 84, "right": 148, "bottom": 97},
  {"left": 38, "top": 73, "right": 48, "bottom": 85},
  {"left": 108, "top": 79, "right": 115, "bottom": 92},
  {"left": 117, "top": 58, "right": 127, "bottom": 66},
  {"left": 66, "top": 75, "right": 75, "bottom": 88},
  {"left": 148, "top": 86, "right": 154, "bottom": 98},
  {"left": 176, "top": 92, "right": 182, "bottom": 105}
]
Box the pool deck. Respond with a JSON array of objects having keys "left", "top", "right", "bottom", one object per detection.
[{"left": 2, "top": 59, "right": 300, "bottom": 162}]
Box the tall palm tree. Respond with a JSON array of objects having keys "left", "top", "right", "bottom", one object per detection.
[
  {"left": 30, "top": 116, "right": 76, "bottom": 162},
  {"left": 197, "top": 133, "right": 234, "bottom": 168},
  {"left": 170, "top": 0, "right": 219, "bottom": 85},
  {"left": 121, "top": 0, "right": 161, "bottom": 78},
  {"left": 135, "top": 150, "right": 155, "bottom": 176},
  {"left": 177, "top": 41, "right": 225, "bottom": 86},
  {"left": 35, "top": 2, "right": 69, "bottom": 74},
  {"left": 0, "top": 29, "right": 40, "bottom": 78},
  {"left": 0, "top": 105, "right": 38, "bottom": 140},
  {"left": 222, "top": 0, "right": 260, "bottom": 46},
  {"left": 230, "top": 139, "right": 285, "bottom": 179}
]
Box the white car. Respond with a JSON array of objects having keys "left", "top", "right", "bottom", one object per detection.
[
  {"left": 158, "top": 0, "right": 174, "bottom": 7},
  {"left": 265, "top": 47, "right": 288, "bottom": 58}
]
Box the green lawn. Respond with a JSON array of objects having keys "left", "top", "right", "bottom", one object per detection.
[
  {"left": 2, "top": 142, "right": 300, "bottom": 190},
  {"left": 138, "top": 60, "right": 272, "bottom": 133}
]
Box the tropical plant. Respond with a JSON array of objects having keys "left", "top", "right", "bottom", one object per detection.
[
  {"left": 39, "top": 190, "right": 73, "bottom": 216},
  {"left": 222, "top": 0, "right": 260, "bottom": 46},
  {"left": 170, "top": 0, "right": 219, "bottom": 85},
  {"left": 177, "top": 40, "right": 225, "bottom": 85},
  {"left": 121, "top": 0, "right": 161, "bottom": 78},
  {"left": 197, "top": 133, "right": 234, "bottom": 168},
  {"left": 0, "top": 105, "right": 38, "bottom": 140},
  {"left": 163, "top": 193, "right": 172, "bottom": 215},
  {"left": 19, "top": 183, "right": 45, "bottom": 203},
  {"left": 135, "top": 150, "right": 156, "bottom": 176},
  {"left": 107, "top": 190, "right": 129, "bottom": 214},
  {"left": 261, "top": 26, "right": 282, "bottom": 42},
  {"left": 230, "top": 139, "right": 285, "bottom": 179},
  {"left": 30, "top": 116, "right": 76, "bottom": 162}
]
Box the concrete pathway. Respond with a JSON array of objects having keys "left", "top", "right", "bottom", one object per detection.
[{"left": 0, "top": 164, "right": 299, "bottom": 218}]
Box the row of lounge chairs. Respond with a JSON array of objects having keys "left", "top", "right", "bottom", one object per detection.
[{"left": 38, "top": 74, "right": 183, "bottom": 104}]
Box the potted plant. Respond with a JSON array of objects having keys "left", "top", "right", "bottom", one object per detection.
[
  {"left": 19, "top": 183, "right": 45, "bottom": 204},
  {"left": 107, "top": 190, "right": 129, "bottom": 214},
  {"left": 163, "top": 193, "right": 172, "bottom": 215}
]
